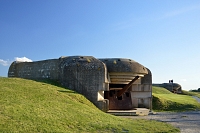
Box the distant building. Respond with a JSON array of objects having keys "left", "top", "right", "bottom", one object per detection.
[{"left": 8, "top": 56, "right": 152, "bottom": 115}]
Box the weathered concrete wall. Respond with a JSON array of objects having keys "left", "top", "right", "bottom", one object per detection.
[
  {"left": 8, "top": 59, "right": 59, "bottom": 80},
  {"left": 129, "top": 68, "right": 152, "bottom": 110},
  {"left": 135, "top": 68, "right": 152, "bottom": 110},
  {"left": 59, "top": 56, "right": 109, "bottom": 111},
  {"left": 141, "top": 68, "right": 152, "bottom": 84}
]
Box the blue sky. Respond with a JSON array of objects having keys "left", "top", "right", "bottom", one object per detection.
[{"left": 0, "top": 0, "right": 200, "bottom": 90}]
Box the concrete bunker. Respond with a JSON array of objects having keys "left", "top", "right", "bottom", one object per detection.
[
  {"left": 8, "top": 56, "right": 152, "bottom": 115},
  {"left": 153, "top": 82, "right": 182, "bottom": 94}
]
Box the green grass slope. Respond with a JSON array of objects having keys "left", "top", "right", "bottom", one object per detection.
[
  {"left": 182, "top": 90, "right": 200, "bottom": 98},
  {"left": 152, "top": 86, "right": 200, "bottom": 111},
  {"left": 152, "top": 86, "right": 172, "bottom": 94},
  {"left": 0, "top": 77, "right": 179, "bottom": 133}
]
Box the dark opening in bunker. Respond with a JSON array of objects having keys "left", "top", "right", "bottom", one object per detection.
[
  {"left": 117, "top": 95, "right": 122, "bottom": 100},
  {"left": 125, "top": 92, "right": 130, "bottom": 97},
  {"left": 104, "top": 83, "right": 133, "bottom": 110}
]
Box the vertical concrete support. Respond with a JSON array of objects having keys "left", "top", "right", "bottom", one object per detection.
[
  {"left": 141, "top": 68, "right": 152, "bottom": 110},
  {"left": 59, "top": 56, "right": 109, "bottom": 111},
  {"left": 130, "top": 68, "right": 152, "bottom": 110}
]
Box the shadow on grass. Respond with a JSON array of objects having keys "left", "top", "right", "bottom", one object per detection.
[
  {"left": 58, "top": 90, "right": 77, "bottom": 94},
  {"left": 33, "top": 79, "right": 77, "bottom": 94}
]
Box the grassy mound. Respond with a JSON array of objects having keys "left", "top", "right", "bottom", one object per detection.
[
  {"left": 152, "top": 86, "right": 172, "bottom": 94},
  {"left": 0, "top": 77, "right": 179, "bottom": 133},
  {"left": 152, "top": 86, "right": 200, "bottom": 111}
]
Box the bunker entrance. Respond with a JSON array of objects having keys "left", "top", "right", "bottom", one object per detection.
[
  {"left": 105, "top": 84, "right": 132, "bottom": 110},
  {"left": 104, "top": 76, "right": 140, "bottom": 110}
]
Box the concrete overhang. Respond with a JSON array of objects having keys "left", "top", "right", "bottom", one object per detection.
[
  {"left": 99, "top": 58, "right": 148, "bottom": 84},
  {"left": 99, "top": 58, "right": 148, "bottom": 74}
]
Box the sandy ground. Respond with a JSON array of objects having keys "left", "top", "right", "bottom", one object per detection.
[{"left": 122, "top": 111, "right": 200, "bottom": 133}]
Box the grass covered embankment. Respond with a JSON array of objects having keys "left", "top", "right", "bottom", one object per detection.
[
  {"left": 0, "top": 77, "right": 179, "bottom": 133},
  {"left": 182, "top": 90, "right": 200, "bottom": 98},
  {"left": 152, "top": 86, "right": 200, "bottom": 112}
]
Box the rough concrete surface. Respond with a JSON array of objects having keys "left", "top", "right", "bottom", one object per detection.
[{"left": 123, "top": 111, "right": 200, "bottom": 133}]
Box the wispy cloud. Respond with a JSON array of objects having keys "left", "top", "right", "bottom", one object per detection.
[
  {"left": 110, "top": 17, "right": 143, "bottom": 32},
  {"left": 111, "top": 4, "right": 200, "bottom": 31},
  {"left": 0, "top": 59, "right": 11, "bottom": 66},
  {"left": 0, "top": 57, "right": 32, "bottom": 66},
  {"left": 15, "top": 57, "right": 32, "bottom": 62},
  {"left": 163, "top": 4, "right": 200, "bottom": 18}
]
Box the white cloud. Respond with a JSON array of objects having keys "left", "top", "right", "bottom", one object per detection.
[
  {"left": 15, "top": 57, "right": 32, "bottom": 62},
  {"left": 0, "top": 57, "right": 32, "bottom": 67},
  {"left": 0, "top": 59, "right": 11, "bottom": 66}
]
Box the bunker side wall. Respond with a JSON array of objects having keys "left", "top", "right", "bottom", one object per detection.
[
  {"left": 59, "top": 56, "right": 109, "bottom": 111},
  {"left": 8, "top": 59, "right": 59, "bottom": 81}
]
